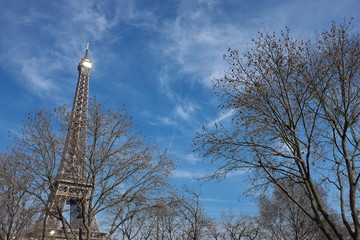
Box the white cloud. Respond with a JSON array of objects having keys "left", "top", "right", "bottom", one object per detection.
[
  {"left": 155, "top": 0, "right": 360, "bottom": 96},
  {"left": 200, "top": 198, "right": 236, "bottom": 203},
  {"left": 174, "top": 102, "right": 198, "bottom": 121},
  {"left": 184, "top": 153, "right": 201, "bottom": 165},
  {"left": 158, "top": 72, "right": 176, "bottom": 101},
  {"left": 172, "top": 169, "right": 207, "bottom": 179},
  {"left": 158, "top": 116, "right": 177, "bottom": 126},
  {"left": 256, "top": 0, "right": 358, "bottom": 35},
  {"left": 225, "top": 169, "right": 250, "bottom": 177},
  {"left": 206, "top": 109, "right": 235, "bottom": 128},
  {"left": 156, "top": 1, "right": 250, "bottom": 91},
  {"left": 172, "top": 168, "right": 246, "bottom": 180},
  {"left": 20, "top": 58, "right": 56, "bottom": 91},
  {"left": 0, "top": 0, "right": 125, "bottom": 101}
]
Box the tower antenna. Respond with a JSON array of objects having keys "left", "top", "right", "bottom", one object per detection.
[{"left": 85, "top": 40, "right": 90, "bottom": 57}]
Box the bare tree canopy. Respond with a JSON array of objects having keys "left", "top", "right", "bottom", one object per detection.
[
  {"left": 257, "top": 180, "right": 329, "bottom": 240},
  {"left": 194, "top": 21, "right": 360, "bottom": 239},
  {"left": 4, "top": 99, "right": 175, "bottom": 239},
  {"left": 0, "top": 152, "right": 39, "bottom": 240}
]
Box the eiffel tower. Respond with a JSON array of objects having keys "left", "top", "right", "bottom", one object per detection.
[{"left": 28, "top": 42, "right": 106, "bottom": 240}]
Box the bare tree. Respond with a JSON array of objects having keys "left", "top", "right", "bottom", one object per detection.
[
  {"left": 0, "top": 151, "right": 39, "bottom": 240},
  {"left": 110, "top": 195, "right": 182, "bottom": 240},
  {"left": 177, "top": 187, "right": 212, "bottom": 240},
  {"left": 110, "top": 193, "right": 207, "bottom": 240},
  {"left": 221, "top": 210, "right": 259, "bottom": 240},
  {"left": 9, "top": 99, "right": 174, "bottom": 239},
  {"left": 194, "top": 21, "right": 360, "bottom": 239},
  {"left": 114, "top": 206, "right": 156, "bottom": 240},
  {"left": 150, "top": 196, "right": 185, "bottom": 240},
  {"left": 204, "top": 218, "right": 225, "bottom": 240},
  {"left": 257, "top": 181, "right": 328, "bottom": 240}
]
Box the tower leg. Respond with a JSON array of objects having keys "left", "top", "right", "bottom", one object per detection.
[{"left": 70, "top": 199, "right": 83, "bottom": 228}]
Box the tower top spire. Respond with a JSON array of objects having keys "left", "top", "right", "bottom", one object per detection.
[
  {"left": 79, "top": 41, "right": 92, "bottom": 69},
  {"left": 85, "top": 40, "right": 90, "bottom": 57}
]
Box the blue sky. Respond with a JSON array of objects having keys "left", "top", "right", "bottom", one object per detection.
[{"left": 1, "top": 0, "right": 359, "bottom": 218}]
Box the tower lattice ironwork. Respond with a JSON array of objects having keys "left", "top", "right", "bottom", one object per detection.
[{"left": 29, "top": 42, "right": 106, "bottom": 240}]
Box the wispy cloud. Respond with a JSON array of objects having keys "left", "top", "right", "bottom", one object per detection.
[
  {"left": 225, "top": 169, "right": 250, "bottom": 177},
  {"left": 155, "top": 0, "right": 360, "bottom": 96},
  {"left": 157, "top": 116, "right": 177, "bottom": 127},
  {"left": 172, "top": 169, "right": 207, "bottom": 179},
  {"left": 206, "top": 109, "right": 235, "bottom": 128},
  {"left": 172, "top": 168, "right": 247, "bottom": 179},
  {"left": 157, "top": 1, "right": 248, "bottom": 89},
  {"left": 20, "top": 57, "right": 57, "bottom": 92},
  {"left": 184, "top": 153, "right": 201, "bottom": 165},
  {"left": 0, "top": 0, "right": 124, "bottom": 102},
  {"left": 175, "top": 102, "right": 199, "bottom": 121},
  {"left": 200, "top": 198, "right": 236, "bottom": 203}
]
